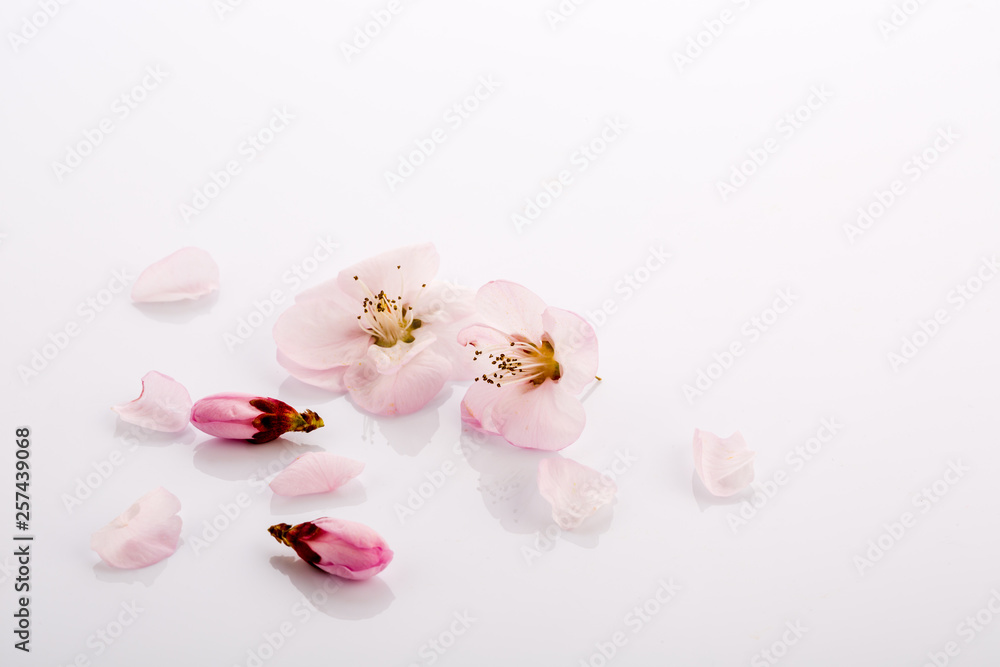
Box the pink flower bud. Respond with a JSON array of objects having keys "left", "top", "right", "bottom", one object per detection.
[
  {"left": 190, "top": 393, "right": 324, "bottom": 444},
  {"left": 268, "top": 518, "right": 393, "bottom": 580}
]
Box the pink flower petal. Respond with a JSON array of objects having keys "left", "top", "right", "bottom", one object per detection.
[
  {"left": 693, "top": 429, "right": 756, "bottom": 497},
  {"left": 269, "top": 453, "right": 365, "bottom": 496},
  {"left": 491, "top": 381, "right": 586, "bottom": 451},
  {"left": 189, "top": 392, "right": 261, "bottom": 440},
  {"left": 90, "top": 487, "right": 182, "bottom": 569},
  {"left": 336, "top": 243, "right": 440, "bottom": 305},
  {"left": 460, "top": 379, "right": 504, "bottom": 433},
  {"left": 270, "top": 518, "right": 393, "bottom": 580},
  {"left": 474, "top": 281, "right": 547, "bottom": 341},
  {"left": 345, "top": 347, "right": 450, "bottom": 416},
  {"left": 538, "top": 458, "right": 617, "bottom": 530},
  {"left": 541, "top": 307, "right": 599, "bottom": 395},
  {"left": 131, "top": 247, "right": 219, "bottom": 303},
  {"left": 112, "top": 371, "right": 192, "bottom": 432},
  {"left": 273, "top": 287, "right": 372, "bottom": 372},
  {"left": 276, "top": 351, "right": 349, "bottom": 392}
]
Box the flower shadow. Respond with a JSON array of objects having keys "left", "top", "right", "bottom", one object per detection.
[
  {"left": 458, "top": 427, "right": 554, "bottom": 535},
  {"left": 92, "top": 558, "right": 169, "bottom": 586},
  {"left": 691, "top": 471, "right": 753, "bottom": 511},
  {"left": 269, "top": 481, "right": 367, "bottom": 515},
  {"left": 132, "top": 291, "right": 220, "bottom": 324},
  {"left": 359, "top": 388, "right": 451, "bottom": 457},
  {"left": 112, "top": 420, "right": 197, "bottom": 448},
  {"left": 269, "top": 556, "right": 395, "bottom": 620},
  {"left": 191, "top": 438, "right": 323, "bottom": 482}
]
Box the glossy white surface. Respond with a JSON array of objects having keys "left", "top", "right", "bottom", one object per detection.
[{"left": 3, "top": 1, "right": 999, "bottom": 665}]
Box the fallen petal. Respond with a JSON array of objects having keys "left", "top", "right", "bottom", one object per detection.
[
  {"left": 91, "top": 487, "right": 182, "bottom": 569},
  {"left": 537, "top": 458, "right": 617, "bottom": 530},
  {"left": 270, "top": 453, "right": 365, "bottom": 496},
  {"left": 131, "top": 247, "right": 219, "bottom": 303},
  {"left": 693, "top": 429, "right": 756, "bottom": 497},
  {"left": 112, "top": 371, "right": 192, "bottom": 432}
]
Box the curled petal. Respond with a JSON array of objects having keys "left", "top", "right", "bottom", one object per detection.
[
  {"left": 270, "top": 453, "right": 365, "bottom": 496},
  {"left": 474, "top": 281, "right": 547, "bottom": 341},
  {"left": 693, "top": 429, "right": 756, "bottom": 497},
  {"left": 538, "top": 458, "right": 617, "bottom": 530},
  {"left": 131, "top": 247, "right": 219, "bottom": 303},
  {"left": 90, "top": 487, "right": 182, "bottom": 569},
  {"left": 491, "top": 381, "right": 586, "bottom": 451},
  {"left": 112, "top": 371, "right": 192, "bottom": 432}
]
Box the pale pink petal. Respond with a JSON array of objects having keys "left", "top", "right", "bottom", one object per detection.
[
  {"left": 460, "top": 380, "right": 504, "bottom": 433},
  {"left": 541, "top": 307, "right": 599, "bottom": 395},
  {"left": 90, "top": 487, "right": 182, "bottom": 569},
  {"left": 131, "top": 247, "right": 219, "bottom": 303},
  {"left": 345, "top": 348, "right": 450, "bottom": 416},
  {"left": 276, "top": 351, "right": 349, "bottom": 393},
  {"left": 491, "top": 381, "right": 586, "bottom": 451},
  {"left": 693, "top": 429, "right": 756, "bottom": 497},
  {"left": 273, "top": 294, "right": 371, "bottom": 371},
  {"left": 416, "top": 281, "right": 479, "bottom": 380},
  {"left": 538, "top": 458, "right": 617, "bottom": 530},
  {"left": 365, "top": 332, "right": 437, "bottom": 375},
  {"left": 307, "top": 518, "right": 393, "bottom": 580},
  {"left": 336, "top": 243, "right": 439, "bottom": 305},
  {"left": 457, "top": 324, "right": 513, "bottom": 349},
  {"left": 474, "top": 281, "right": 547, "bottom": 341},
  {"left": 112, "top": 371, "right": 192, "bottom": 432},
  {"left": 269, "top": 453, "right": 365, "bottom": 496}
]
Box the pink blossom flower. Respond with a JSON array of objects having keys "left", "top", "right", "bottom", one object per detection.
[
  {"left": 692, "top": 429, "right": 756, "bottom": 497},
  {"left": 268, "top": 518, "right": 393, "bottom": 580},
  {"left": 273, "top": 243, "right": 475, "bottom": 416},
  {"left": 131, "top": 247, "right": 219, "bottom": 302},
  {"left": 190, "top": 393, "right": 324, "bottom": 444},
  {"left": 458, "top": 281, "right": 598, "bottom": 450},
  {"left": 111, "top": 371, "right": 192, "bottom": 432},
  {"left": 269, "top": 453, "right": 365, "bottom": 496},
  {"left": 91, "top": 487, "right": 182, "bottom": 569}
]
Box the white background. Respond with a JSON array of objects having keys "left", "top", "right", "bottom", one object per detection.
[{"left": 3, "top": 1, "right": 1000, "bottom": 665}]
